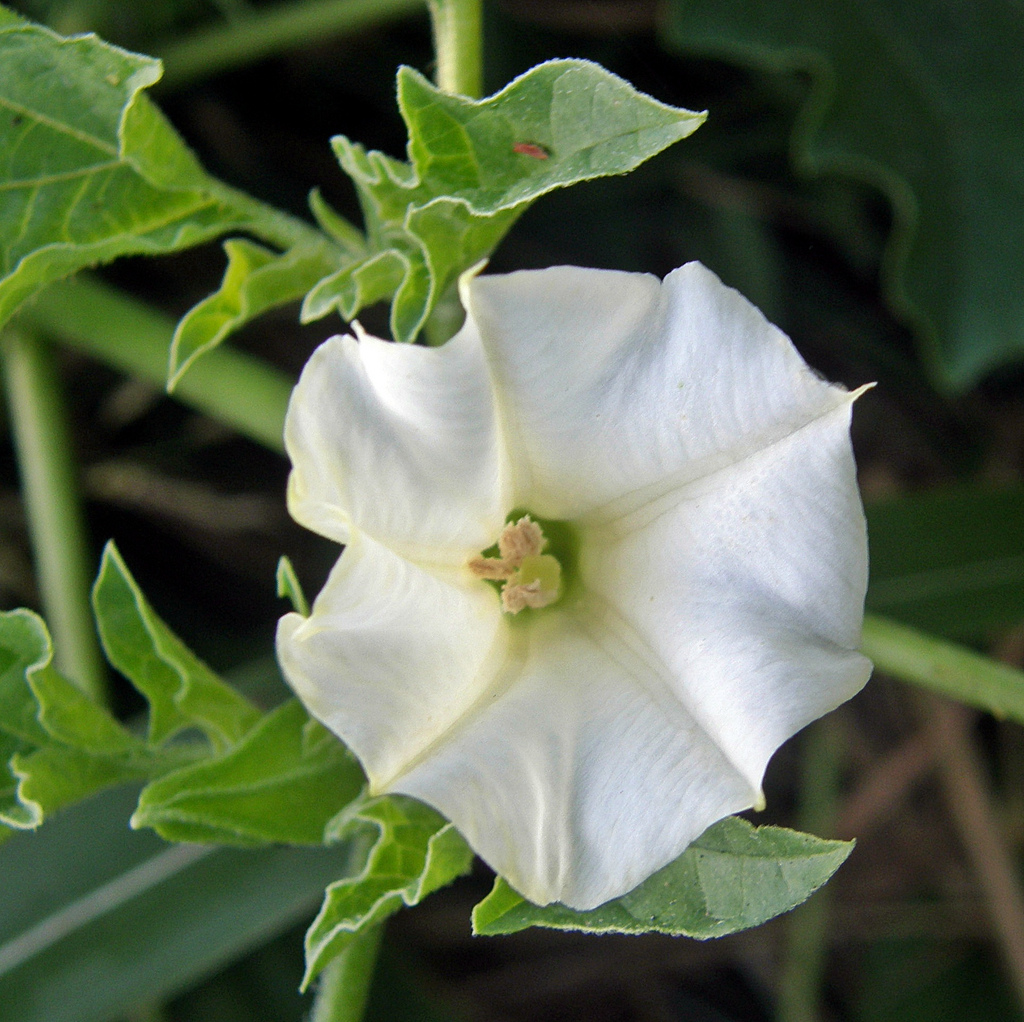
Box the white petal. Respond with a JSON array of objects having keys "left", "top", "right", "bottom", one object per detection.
[
  {"left": 584, "top": 397, "right": 872, "bottom": 795},
  {"left": 284, "top": 323, "right": 505, "bottom": 559},
  {"left": 464, "top": 262, "right": 844, "bottom": 521},
  {"left": 276, "top": 528, "right": 504, "bottom": 790},
  {"left": 393, "top": 611, "right": 756, "bottom": 910}
]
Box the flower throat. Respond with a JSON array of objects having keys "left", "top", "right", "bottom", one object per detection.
[{"left": 468, "top": 516, "right": 562, "bottom": 614}]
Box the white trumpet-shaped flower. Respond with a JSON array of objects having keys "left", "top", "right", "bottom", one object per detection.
[{"left": 276, "top": 262, "right": 872, "bottom": 910}]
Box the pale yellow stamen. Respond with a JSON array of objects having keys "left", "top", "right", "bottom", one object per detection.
[
  {"left": 468, "top": 517, "right": 561, "bottom": 614},
  {"left": 466, "top": 556, "right": 515, "bottom": 580},
  {"left": 498, "top": 516, "right": 544, "bottom": 562}
]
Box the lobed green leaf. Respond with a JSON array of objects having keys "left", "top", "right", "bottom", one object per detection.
[
  {"left": 0, "top": 15, "right": 273, "bottom": 329},
  {"left": 0, "top": 731, "right": 38, "bottom": 830},
  {"left": 310, "top": 60, "right": 705, "bottom": 341},
  {"left": 11, "top": 744, "right": 152, "bottom": 822},
  {"left": 0, "top": 609, "right": 55, "bottom": 746},
  {"left": 472, "top": 817, "right": 851, "bottom": 937},
  {"left": 666, "top": 0, "right": 1024, "bottom": 390},
  {"left": 168, "top": 238, "right": 339, "bottom": 391},
  {"left": 0, "top": 607, "right": 194, "bottom": 829},
  {"left": 302, "top": 794, "right": 474, "bottom": 989},
  {"left": 132, "top": 700, "right": 364, "bottom": 846},
  {"left": 92, "top": 541, "right": 261, "bottom": 751}
]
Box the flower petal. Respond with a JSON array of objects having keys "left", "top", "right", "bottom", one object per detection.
[
  {"left": 584, "top": 396, "right": 872, "bottom": 795},
  {"left": 284, "top": 323, "right": 505, "bottom": 558},
  {"left": 391, "top": 611, "right": 756, "bottom": 910},
  {"left": 276, "top": 528, "right": 504, "bottom": 791},
  {"left": 463, "top": 262, "right": 846, "bottom": 520}
]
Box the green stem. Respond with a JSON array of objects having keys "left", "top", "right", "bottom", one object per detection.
[
  {"left": 310, "top": 926, "right": 384, "bottom": 1022},
  {"left": 212, "top": 179, "right": 364, "bottom": 260},
  {"left": 862, "top": 613, "right": 1024, "bottom": 725},
  {"left": 776, "top": 717, "right": 843, "bottom": 1022},
  {"left": 427, "top": 0, "right": 483, "bottom": 97},
  {"left": 155, "top": 0, "right": 427, "bottom": 92},
  {"left": 0, "top": 329, "right": 107, "bottom": 702},
  {"left": 17, "top": 278, "right": 291, "bottom": 456}
]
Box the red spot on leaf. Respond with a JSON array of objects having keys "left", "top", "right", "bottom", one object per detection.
[{"left": 513, "top": 142, "right": 549, "bottom": 160}]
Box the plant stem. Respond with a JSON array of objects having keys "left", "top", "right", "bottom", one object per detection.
[
  {"left": 427, "top": 0, "right": 483, "bottom": 97},
  {"left": 211, "top": 179, "right": 364, "bottom": 260},
  {"left": 776, "top": 716, "right": 843, "bottom": 1022},
  {"left": 861, "top": 613, "right": 1024, "bottom": 725},
  {"left": 17, "top": 277, "right": 292, "bottom": 456},
  {"left": 310, "top": 926, "right": 384, "bottom": 1022},
  {"left": 155, "top": 0, "right": 427, "bottom": 92},
  {"left": 0, "top": 329, "right": 107, "bottom": 702}
]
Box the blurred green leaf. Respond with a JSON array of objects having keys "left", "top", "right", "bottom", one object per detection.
[
  {"left": 666, "top": 0, "right": 1024, "bottom": 390},
  {"left": 92, "top": 541, "right": 261, "bottom": 750},
  {"left": 303, "top": 794, "right": 473, "bottom": 988},
  {"left": 168, "top": 238, "right": 339, "bottom": 391},
  {"left": 856, "top": 939, "right": 1023, "bottom": 1022},
  {"left": 866, "top": 485, "right": 1024, "bottom": 639},
  {"left": 472, "top": 817, "right": 851, "bottom": 937},
  {"left": 0, "top": 785, "right": 362, "bottom": 1022},
  {"left": 309, "top": 60, "right": 705, "bottom": 341},
  {"left": 133, "top": 700, "right": 364, "bottom": 846},
  {"left": 0, "top": 13, "right": 279, "bottom": 329}
]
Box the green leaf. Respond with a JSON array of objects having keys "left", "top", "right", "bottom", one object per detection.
[
  {"left": 0, "top": 609, "right": 55, "bottom": 746},
  {"left": 665, "top": 0, "right": 1024, "bottom": 391},
  {"left": 311, "top": 61, "right": 705, "bottom": 341},
  {"left": 132, "top": 700, "right": 364, "bottom": 846},
  {"left": 0, "top": 607, "right": 184, "bottom": 828},
  {"left": 855, "top": 939, "right": 1022, "bottom": 1022},
  {"left": 276, "top": 556, "right": 309, "bottom": 617},
  {"left": 0, "top": 784, "right": 364, "bottom": 1022},
  {"left": 0, "top": 606, "right": 144, "bottom": 755},
  {"left": 866, "top": 484, "right": 1024, "bottom": 640},
  {"left": 309, "top": 187, "right": 368, "bottom": 253},
  {"left": 28, "top": 664, "right": 142, "bottom": 755},
  {"left": 0, "top": 731, "right": 39, "bottom": 830},
  {"left": 168, "top": 238, "right": 339, "bottom": 390},
  {"left": 10, "top": 743, "right": 153, "bottom": 821},
  {"left": 472, "top": 817, "right": 851, "bottom": 937},
  {"left": 92, "top": 541, "right": 261, "bottom": 750},
  {"left": 303, "top": 794, "right": 474, "bottom": 989},
  {"left": 0, "top": 17, "right": 274, "bottom": 328}
]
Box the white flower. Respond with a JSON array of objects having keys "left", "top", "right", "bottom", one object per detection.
[{"left": 276, "top": 262, "right": 872, "bottom": 910}]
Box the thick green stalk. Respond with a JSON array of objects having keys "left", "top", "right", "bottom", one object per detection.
[
  {"left": 156, "top": 0, "right": 427, "bottom": 92},
  {"left": 0, "top": 329, "right": 107, "bottom": 702},
  {"left": 310, "top": 926, "right": 384, "bottom": 1022},
  {"left": 862, "top": 613, "right": 1024, "bottom": 725},
  {"left": 427, "top": 0, "right": 483, "bottom": 97},
  {"left": 18, "top": 278, "right": 291, "bottom": 455}
]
